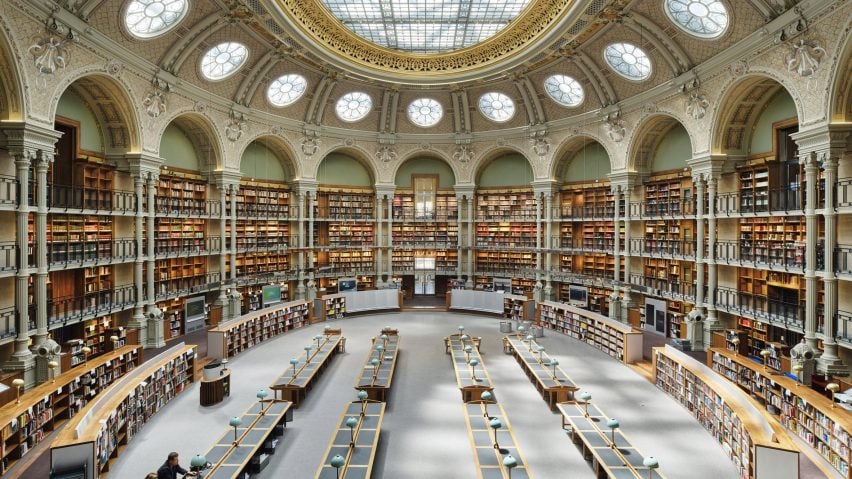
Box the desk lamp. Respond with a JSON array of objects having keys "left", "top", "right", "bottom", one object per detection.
[
  {"left": 189, "top": 454, "right": 207, "bottom": 472},
  {"left": 345, "top": 416, "right": 358, "bottom": 447},
  {"left": 526, "top": 335, "right": 535, "bottom": 351},
  {"left": 371, "top": 358, "right": 380, "bottom": 379},
  {"left": 549, "top": 358, "right": 560, "bottom": 379},
  {"left": 458, "top": 325, "right": 465, "bottom": 334},
  {"left": 607, "top": 418, "right": 620, "bottom": 448},
  {"left": 358, "top": 390, "right": 368, "bottom": 416},
  {"left": 579, "top": 391, "right": 592, "bottom": 417},
  {"left": 470, "top": 358, "right": 479, "bottom": 382},
  {"left": 503, "top": 454, "right": 518, "bottom": 478},
  {"left": 464, "top": 345, "right": 473, "bottom": 361},
  {"left": 730, "top": 337, "right": 740, "bottom": 355},
  {"left": 643, "top": 456, "right": 659, "bottom": 478},
  {"left": 330, "top": 454, "right": 345, "bottom": 479},
  {"left": 48, "top": 360, "right": 59, "bottom": 384},
  {"left": 760, "top": 349, "right": 771, "bottom": 370},
  {"left": 81, "top": 346, "right": 92, "bottom": 363},
  {"left": 380, "top": 334, "right": 388, "bottom": 347},
  {"left": 489, "top": 417, "right": 502, "bottom": 449},
  {"left": 827, "top": 382, "right": 840, "bottom": 408},
  {"left": 229, "top": 416, "right": 243, "bottom": 444},
  {"left": 290, "top": 357, "right": 299, "bottom": 376},
  {"left": 460, "top": 334, "right": 469, "bottom": 344},
  {"left": 12, "top": 378, "right": 23, "bottom": 404},
  {"left": 256, "top": 389, "right": 268, "bottom": 413},
  {"left": 537, "top": 345, "right": 546, "bottom": 362},
  {"left": 314, "top": 334, "right": 323, "bottom": 350},
  {"left": 304, "top": 344, "right": 313, "bottom": 362},
  {"left": 792, "top": 364, "right": 803, "bottom": 387},
  {"left": 481, "top": 390, "right": 493, "bottom": 419}
]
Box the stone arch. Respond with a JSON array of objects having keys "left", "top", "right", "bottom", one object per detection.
[
  {"left": 0, "top": 21, "right": 24, "bottom": 121},
  {"left": 49, "top": 72, "right": 142, "bottom": 153},
  {"left": 474, "top": 145, "right": 535, "bottom": 186},
  {"left": 315, "top": 146, "right": 377, "bottom": 185},
  {"left": 237, "top": 133, "right": 301, "bottom": 181},
  {"left": 159, "top": 112, "right": 223, "bottom": 173},
  {"left": 550, "top": 134, "right": 615, "bottom": 180},
  {"left": 626, "top": 113, "right": 694, "bottom": 173},
  {"left": 393, "top": 149, "right": 459, "bottom": 187},
  {"left": 710, "top": 73, "right": 802, "bottom": 156},
  {"left": 828, "top": 32, "right": 852, "bottom": 123}
]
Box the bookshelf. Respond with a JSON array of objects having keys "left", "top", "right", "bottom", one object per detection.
[
  {"left": 315, "top": 250, "right": 375, "bottom": 273},
  {"left": 156, "top": 172, "right": 207, "bottom": 215},
  {"left": 159, "top": 297, "right": 185, "bottom": 340},
  {"left": 739, "top": 164, "right": 770, "bottom": 213},
  {"left": 73, "top": 159, "right": 114, "bottom": 210},
  {"left": 50, "top": 344, "right": 195, "bottom": 479},
  {"left": 392, "top": 192, "right": 458, "bottom": 220},
  {"left": 47, "top": 214, "right": 113, "bottom": 264},
  {"left": 0, "top": 345, "right": 141, "bottom": 476},
  {"left": 654, "top": 346, "right": 798, "bottom": 479},
  {"left": 475, "top": 190, "right": 536, "bottom": 220},
  {"left": 316, "top": 190, "right": 374, "bottom": 219},
  {"left": 155, "top": 216, "right": 205, "bottom": 255},
  {"left": 475, "top": 222, "right": 536, "bottom": 248},
  {"left": 536, "top": 300, "right": 642, "bottom": 363},
  {"left": 503, "top": 294, "right": 534, "bottom": 321},
  {"left": 392, "top": 222, "right": 458, "bottom": 246},
  {"left": 314, "top": 294, "right": 346, "bottom": 322},
  {"left": 207, "top": 300, "right": 312, "bottom": 360},
  {"left": 561, "top": 184, "right": 614, "bottom": 219},
  {"left": 710, "top": 347, "right": 852, "bottom": 478},
  {"left": 236, "top": 181, "right": 290, "bottom": 218},
  {"left": 475, "top": 250, "right": 535, "bottom": 273},
  {"left": 739, "top": 217, "right": 805, "bottom": 267},
  {"left": 236, "top": 252, "right": 290, "bottom": 277},
  {"left": 643, "top": 219, "right": 692, "bottom": 256},
  {"left": 155, "top": 256, "right": 208, "bottom": 298},
  {"left": 643, "top": 176, "right": 692, "bottom": 217},
  {"left": 82, "top": 316, "right": 112, "bottom": 358},
  {"left": 327, "top": 223, "right": 374, "bottom": 247}
]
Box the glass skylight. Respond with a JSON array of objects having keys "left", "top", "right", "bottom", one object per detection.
[
  {"left": 200, "top": 42, "right": 248, "bottom": 81},
  {"left": 267, "top": 74, "right": 307, "bottom": 107},
  {"left": 478, "top": 92, "right": 515, "bottom": 122},
  {"left": 543, "top": 74, "right": 584, "bottom": 107},
  {"left": 407, "top": 98, "right": 443, "bottom": 127},
  {"left": 336, "top": 92, "right": 373, "bottom": 122},
  {"left": 665, "top": 0, "right": 729, "bottom": 38},
  {"left": 318, "top": 0, "right": 532, "bottom": 54},
  {"left": 604, "top": 42, "right": 652, "bottom": 81},
  {"left": 124, "top": 0, "right": 188, "bottom": 39}
]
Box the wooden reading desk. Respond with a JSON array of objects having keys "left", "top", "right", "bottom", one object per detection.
[
  {"left": 198, "top": 400, "right": 293, "bottom": 479},
  {"left": 270, "top": 334, "right": 343, "bottom": 407},
  {"left": 445, "top": 333, "right": 493, "bottom": 402},
  {"left": 503, "top": 335, "right": 579, "bottom": 409},
  {"left": 314, "top": 400, "right": 385, "bottom": 479},
  {"left": 557, "top": 403, "right": 665, "bottom": 479},
  {"left": 464, "top": 401, "right": 533, "bottom": 479},
  {"left": 355, "top": 332, "right": 400, "bottom": 402}
]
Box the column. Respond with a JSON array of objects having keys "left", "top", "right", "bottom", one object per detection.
[
  {"left": 229, "top": 184, "right": 238, "bottom": 283},
  {"left": 620, "top": 183, "right": 635, "bottom": 324},
  {"left": 466, "top": 196, "right": 474, "bottom": 289},
  {"left": 129, "top": 173, "right": 147, "bottom": 341},
  {"left": 10, "top": 150, "right": 33, "bottom": 367},
  {"left": 145, "top": 172, "right": 164, "bottom": 348},
  {"left": 705, "top": 177, "right": 720, "bottom": 340},
  {"left": 217, "top": 184, "right": 227, "bottom": 305},
  {"left": 544, "top": 193, "right": 553, "bottom": 300},
  {"left": 610, "top": 186, "right": 622, "bottom": 321},
  {"left": 32, "top": 150, "right": 51, "bottom": 347},
  {"left": 296, "top": 192, "right": 305, "bottom": 299},
  {"left": 819, "top": 154, "right": 844, "bottom": 371},
  {"left": 456, "top": 194, "right": 463, "bottom": 282},
  {"left": 375, "top": 194, "right": 384, "bottom": 286},
  {"left": 694, "top": 176, "right": 706, "bottom": 310},
  {"left": 803, "top": 152, "right": 819, "bottom": 351},
  {"left": 308, "top": 191, "right": 315, "bottom": 268},
  {"left": 386, "top": 196, "right": 393, "bottom": 279}
]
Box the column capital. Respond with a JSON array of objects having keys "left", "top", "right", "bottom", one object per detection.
[
  {"left": 0, "top": 121, "right": 62, "bottom": 153},
  {"left": 374, "top": 183, "right": 396, "bottom": 200},
  {"left": 34, "top": 149, "right": 54, "bottom": 170},
  {"left": 607, "top": 171, "right": 645, "bottom": 191},
  {"left": 687, "top": 154, "right": 728, "bottom": 180},
  {"left": 290, "top": 179, "right": 318, "bottom": 196},
  {"left": 453, "top": 183, "right": 476, "bottom": 200},
  {"left": 791, "top": 123, "right": 852, "bottom": 160},
  {"left": 531, "top": 179, "right": 558, "bottom": 197},
  {"left": 122, "top": 152, "right": 163, "bottom": 178},
  {"left": 211, "top": 169, "right": 242, "bottom": 190}
]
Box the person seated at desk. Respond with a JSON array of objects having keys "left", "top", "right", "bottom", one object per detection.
[{"left": 157, "top": 452, "right": 197, "bottom": 479}]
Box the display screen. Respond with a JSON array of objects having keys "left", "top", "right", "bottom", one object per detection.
[
  {"left": 185, "top": 296, "right": 206, "bottom": 320},
  {"left": 262, "top": 285, "right": 282, "bottom": 305},
  {"left": 339, "top": 278, "right": 358, "bottom": 292},
  {"left": 568, "top": 285, "right": 588, "bottom": 307}
]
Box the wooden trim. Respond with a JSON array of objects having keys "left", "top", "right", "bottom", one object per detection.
[
  {"left": 240, "top": 178, "right": 290, "bottom": 188},
  {"left": 645, "top": 169, "right": 692, "bottom": 182},
  {"left": 159, "top": 166, "right": 204, "bottom": 179},
  {"left": 475, "top": 186, "right": 533, "bottom": 193},
  {"left": 317, "top": 184, "right": 374, "bottom": 193},
  {"left": 559, "top": 180, "right": 611, "bottom": 191}
]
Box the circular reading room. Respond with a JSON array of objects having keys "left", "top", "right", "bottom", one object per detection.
[{"left": 0, "top": 0, "right": 849, "bottom": 478}]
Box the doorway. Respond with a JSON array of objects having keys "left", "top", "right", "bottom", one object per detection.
[{"left": 414, "top": 255, "right": 435, "bottom": 295}]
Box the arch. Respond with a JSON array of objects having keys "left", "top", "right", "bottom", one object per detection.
[
  {"left": 710, "top": 74, "right": 802, "bottom": 156},
  {"left": 627, "top": 113, "right": 695, "bottom": 173},
  {"left": 158, "top": 112, "right": 223, "bottom": 173},
  {"left": 474, "top": 146, "right": 535, "bottom": 187},
  {"left": 237, "top": 134, "right": 300, "bottom": 181},
  {"left": 393, "top": 150, "right": 458, "bottom": 188},
  {"left": 49, "top": 72, "right": 142, "bottom": 153},
  {"left": 828, "top": 32, "right": 852, "bottom": 123},
  {"left": 316, "top": 147, "right": 376, "bottom": 186},
  {"left": 0, "top": 20, "right": 24, "bottom": 121},
  {"left": 551, "top": 135, "right": 612, "bottom": 186},
  {"left": 550, "top": 134, "right": 615, "bottom": 180}
]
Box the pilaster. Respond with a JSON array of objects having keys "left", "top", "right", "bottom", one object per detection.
[{"left": 455, "top": 184, "right": 476, "bottom": 288}]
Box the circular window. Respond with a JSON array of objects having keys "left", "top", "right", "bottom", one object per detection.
[
  {"left": 335, "top": 92, "right": 373, "bottom": 122},
  {"left": 543, "top": 75, "right": 584, "bottom": 107},
  {"left": 406, "top": 98, "right": 443, "bottom": 127},
  {"left": 604, "top": 42, "right": 652, "bottom": 80},
  {"left": 124, "top": 0, "right": 188, "bottom": 38},
  {"left": 478, "top": 92, "right": 516, "bottom": 123},
  {"left": 665, "top": 0, "right": 729, "bottom": 38},
  {"left": 200, "top": 42, "right": 248, "bottom": 81},
  {"left": 267, "top": 74, "right": 307, "bottom": 107}
]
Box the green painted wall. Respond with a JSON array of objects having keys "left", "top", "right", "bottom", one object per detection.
[
  {"left": 317, "top": 153, "right": 372, "bottom": 186},
  {"left": 478, "top": 154, "right": 533, "bottom": 187},
  {"left": 650, "top": 124, "right": 691, "bottom": 172},
  {"left": 56, "top": 89, "right": 103, "bottom": 153},
  {"left": 159, "top": 124, "right": 199, "bottom": 170},
  {"left": 750, "top": 90, "right": 796, "bottom": 154},
  {"left": 562, "top": 143, "right": 611, "bottom": 182},
  {"left": 241, "top": 143, "right": 288, "bottom": 181},
  {"left": 395, "top": 157, "right": 456, "bottom": 188}
]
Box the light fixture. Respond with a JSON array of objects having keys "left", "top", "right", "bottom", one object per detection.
[
  {"left": 470, "top": 358, "right": 479, "bottom": 382},
  {"left": 12, "top": 378, "right": 24, "bottom": 404},
  {"left": 48, "top": 360, "right": 59, "bottom": 384},
  {"left": 503, "top": 454, "right": 518, "bottom": 478},
  {"left": 549, "top": 358, "right": 560, "bottom": 378},
  {"left": 537, "top": 345, "right": 546, "bottom": 362},
  {"left": 489, "top": 417, "right": 502, "bottom": 449},
  {"left": 792, "top": 364, "right": 804, "bottom": 386},
  {"left": 371, "top": 358, "right": 380, "bottom": 378},
  {"left": 229, "top": 416, "right": 243, "bottom": 444},
  {"left": 643, "top": 456, "right": 659, "bottom": 478},
  {"left": 315, "top": 334, "right": 323, "bottom": 349},
  {"left": 579, "top": 391, "right": 592, "bottom": 417},
  {"left": 607, "top": 418, "right": 620, "bottom": 448},
  {"left": 82, "top": 346, "right": 92, "bottom": 362},
  {"left": 304, "top": 344, "right": 313, "bottom": 361},
  {"left": 760, "top": 349, "right": 771, "bottom": 370},
  {"left": 380, "top": 334, "right": 388, "bottom": 347},
  {"left": 827, "top": 382, "right": 840, "bottom": 408},
  {"left": 526, "top": 335, "right": 534, "bottom": 351},
  {"left": 358, "top": 390, "right": 368, "bottom": 416},
  {"left": 110, "top": 335, "right": 119, "bottom": 348},
  {"left": 256, "top": 389, "right": 269, "bottom": 413},
  {"left": 330, "top": 454, "right": 345, "bottom": 479},
  {"left": 464, "top": 345, "right": 473, "bottom": 361},
  {"left": 731, "top": 337, "right": 740, "bottom": 355},
  {"left": 481, "top": 390, "right": 493, "bottom": 419},
  {"left": 290, "top": 357, "right": 299, "bottom": 376},
  {"left": 189, "top": 454, "right": 207, "bottom": 472},
  {"left": 345, "top": 416, "right": 358, "bottom": 446},
  {"left": 460, "top": 334, "right": 469, "bottom": 343}
]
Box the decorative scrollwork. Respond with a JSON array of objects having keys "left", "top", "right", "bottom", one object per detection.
[
  {"left": 604, "top": 112, "right": 626, "bottom": 143},
  {"left": 686, "top": 91, "right": 709, "bottom": 120},
  {"left": 729, "top": 59, "right": 748, "bottom": 77},
  {"left": 301, "top": 133, "right": 319, "bottom": 156},
  {"left": 453, "top": 145, "right": 474, "bottom": 163},
  {"left": 142, "top": 89, "right": 167, "bottom": 118},
  {"left": 225, "top": 110, "right": 247, "bottom": 142},
  {"left": 529, "top": 136, "right": 551, "bottom": 157},
  {"left": 786, "top": 38, "right": 825, "bottom": 77},
  {"left": 377, "top": 145, "right": 397, "bottom": 163},
  {"left": 29, "top": 34, "right": 70, "bottom": 77}
]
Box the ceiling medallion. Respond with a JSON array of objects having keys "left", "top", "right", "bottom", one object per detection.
[{"left": 263, "top": 0, "right": 608, "bottom": 84}]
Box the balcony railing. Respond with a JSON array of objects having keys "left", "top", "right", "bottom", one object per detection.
[
  {"left": 155, "top": 237, "right": 222, "bottom": 256},
  {"left": 715, "top": 286, "right": 805, "bottom": 330},
  {"left": 0, "top": 307, "right": 15, "bottom": 340},
  {"left": 714, "top": 240, "right": 805, "bottom": 269},
  {"left": 837, "top": 311, "right": 852, "bottom": 344},
  {"left": 629, "top": 198, "right": 696, "bottom": 218},
  {"left": 393, "top": 207, "right": 458, "bottom": 221},
  {"left": 37, "top": 183, "right": 137, "bottom": 213},
  {"left": 155, "top": 198, "right": 220, "bottom": 216},
  {"left": 314, "top": 207, "right": 374, "bottom": 221},
  {"left": 835, "top": 246, "right": 852, "bottom": 275},
  {"left": 0, "top": 242, "right": 16, "bottom": 273},
  {"left": 475, "top": 237, "right": 537, "bottom": 249},
  {"left": 45, "top": 285, "right": 136, "bottom": 327},
  {"left": 393, "top": 240, "right": 458, "bottom": 250},
  {"left": 629, "top": 274, "right": 696, "bottom": 300},
  {"left": 234, "top": 237, "right": 291, "bottom": 252},
  {"left": 560, "top": 205, "right": 613, "bottom": 220},
  {"left": 235, "top": 203, "right": 294, "bottom": 219},
  {"left": 155, "top": 272, "right": 221, "bottom": 300},
  {"left": 47, "top": 238, "right": 136, "bottom": 267},
  {"left": 715, "top": 192, "right": 740, "bottom": 216},
  {"left": 314, "top": 264, "right": 376, "bottom": 276},
  {"left": 0, "top": 176, "right": 18, "bottom": 208},
  {"left": 629, "top": 238, "right": 695, "bottom": 257}
]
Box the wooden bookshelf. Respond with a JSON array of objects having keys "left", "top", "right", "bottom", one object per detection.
[
  {"left": 207, "top": 300, "right": 312, "bottom": 360},
  {"left": 739, "top": 164, "right": 770, "bottom": 213},
  {"left": 155, "top": 216, "right": 205, "bottom": 255},
  {"left": 46, "top": 214, "right": 113, "bottom": 263},
  {"left": 537, "top": 300, "right": 642, "bottom": 363},
  {"left": 710, "top": 347, "right": 852, "bottom": 478},
  {"left": 561, "top": 184, "right": 614, "bottom": 219},
  {"left": 156, "top": 172, "right": 207, "bottom": 215},
  {"left": 73, "top": 159, "right": 114, "bottom": 210},
  {"left": 475, "top": 222, "right": 536, "bottom": 248},
  {"left": 666, "top": 300, "right": 692, "bottom": 340},
  {"left": 314, "top": 294, "right": 346, "bottom": 322},
  {"left": 475, "top": 250, "right": 535, "bottom": 273},
  {"left": 327, "top": 223, "right": 374, "bottom": 247},
  {"left": 654, "top": 346, "right": 798, "bottom": 479},
  {"left": 316, "top": 189, "right": 374, "bottom": 219},
  {"left": 236, "top": 181, "right": 290, "bottom": 217},
  {"left": 82, "top": 316, "right": 113, "bottom": 358},
  {"left": 158, "top": 297, "right": 185, "bottom": 340},
  {"left": 236, "top": 252, "right": 290, "bottom": 277},
  {"left": 316, "top": 250, "right": 375, "bottom": 273},
  {"left": 392, "top": 222, "right": 458, "bottom": 246},
  {"left": 475, "top": 190, "right": 535, "bottom": 220},
  {"left": 739, "top": 217, "right": 805, "bottom": 267},
  {"left": 392, "top": 192, "right": 458, "bottom": 220},
  {"left": 644, "top": 176, "right": 692, "bottom": 217},
  {"left": 503, "top": 294, "right": 535, "bottom": 321},
  {"left": 51, "top": 344, "right": 195, "bottom": 479},
  {"left": 155, "top": 256, "right": 207, "bottom": 298},
  {"left": 0, "top": 345, "right": 141, "bottom": 476}
]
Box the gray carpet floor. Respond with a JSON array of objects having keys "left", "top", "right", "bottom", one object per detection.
[{"left": 109, "top": 312, "right": 738, "bottom": 479}]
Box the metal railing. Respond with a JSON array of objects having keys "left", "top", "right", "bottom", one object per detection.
[
  {"left": 629, "top": 238, "right": 695, "bottom": 257},
  {"left": 0, "top": 307, "right": 14, "bottom": 340},
  {"left": 234, "top": 236, "right": 291, "bottom": 252},
  {"left": 155, "top": 272, "right": 221, "bottom": 301},
  {"left": 235, "top": 203, "right": 294, "bottom": 219},
  {"left": 47, "top": 238, "right": 137, "bottom": 267},
  {"left": 714, "top": 240, "right": 805, "bottom": 269},
  {"left": 392, "top": 207, "right": 458, "bottom": 221},
  {"left": 629, "top": 274, "right": 697, "bottom": 300},
  {"left": 155, "top": 198, "right": 221, "bottom": 216},
  {"left": 475, "top": 237, "right": 537, "bottom": 249},
  {"left": 629, "top": 198, "right": 696, "bottom": 218},
  {"left": 0, "top": 242, "right": 16, "bottom": 273},
  {"left": 37, "top": 183, "right": 137, "bottom": 213},
  {"left": 837, "top": 311, "right": 852, "bottom": 344},
  {"left": 45, "top": 285, "right": 136, "bottom": 327},
  {"left": 155, "top": 236, "right": 222, "bottom": 256},
  {"left": 0, "top": 176, "right": 18, "bottom": 208},
  {"left": 560, "top": 205, "right": 613, "bottom": 220},
  {"left": 314, "top": 207, "right": 374, "bottom": 220}
]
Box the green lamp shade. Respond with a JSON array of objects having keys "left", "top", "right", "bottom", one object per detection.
[
  {"left": 550, "top": 358, "right": 559, "bottom": 366},
  {"left": 579, "top": 391, "right": 592, "bottom": 402},
  {"left": 371, "top": 358, "right": 380, "bottom": 366},
  {"left": 518, "top": 325, "right": 526, "bottom": 332},
  {"left": 330, "top": 454, "right": 345, "bottom": 468},
  {"left": 315, "top": 334, "right": 323, "bottom": 340},
  {"left": 324, "top": 325, "right": 331, "bottom": 331},
  {"left": 465, "top": 345, "right": 473, "bottom": 353},
  {"left": 189, "top": 454, "right": 207, "bottom": 469},
  {"left": 537, "top": 346, "right": 545, "bottom": 352},
  {"left": 503, "top": 455, "right": 518, "bottom": 468},
  {"left": 256, "top": 389, "right": 269, "bottom": 400},
  {"left": 290, "top": 357, "right": 299, "bottom": 365},
  {"left": 380, "top": 334, "right": 387, "bottom": 341},
  {"left": 489, "top": 418, "right": 502, "bottom": 430},
  {"left": 458, "top": 325, "right": 465, "bottom": 332},
  {"left": 376, "top": 345, "right": 384, "bottom": 352},
  {"left": 607, "top": 418, "right": 619, "bottom": 429},
  {"left": 526, "top": 335, "right": 534, "bottom": 341},
  {"left": 481, "top": 391, "right": 493, "bottom": 401},
  {"left": 229, "top": 416, "right": 243, "bottom": 428},
  {"left": 345, "top": 416, "right": 358, "bottom": 428},
  {"left": 461, "top": 334, "right": 469, "bottom": 341},
  {"left": 470, "top": 358, "right": 479, "bottom": 367},
  {"left": 304, "top": 345, "right": 312, "bottom": 351},
  {"left": 358, "top": 390, "right": 368, "bottom": 400},
  {"left": 643, "top": 456, "right": 659, "bottom": 469}
]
